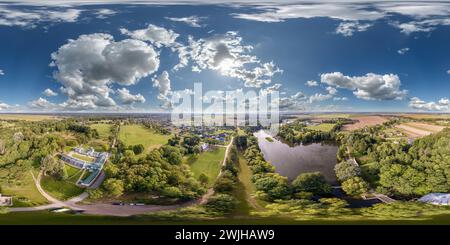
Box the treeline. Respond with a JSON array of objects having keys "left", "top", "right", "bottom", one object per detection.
[
  {"left": 278, "top": 121, "right": 341, "bottom": 144},
  {"left": 338, "top": 127, "right": 450, "bottom": 198}
]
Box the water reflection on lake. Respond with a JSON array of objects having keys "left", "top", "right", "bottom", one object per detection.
[{"left": 254, "top": 130, "right": 338, "bottom": 185}]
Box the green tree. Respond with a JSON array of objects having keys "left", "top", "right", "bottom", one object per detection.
[
  {"left": 342, "top": 177, "right": 369, "bottom": 196},
  {"left": 198, "top": 173, "right": 209, "bottom": 185},
  {"left": 334, "top": 160, "right": 361, "bottom": 182},
  {"left": 292, "top": 172, "right": 332, "bottom": 196},
  {"left": 132, "top": 144, "right": 145, "bottom": 155},
  {"left": 103, "top": 178, "right": 124, "bottom": 197},
  {"left": 213, "top": 176, "right": 235, "bottom": 193},
  {"left": 204, "top": 193, "right": 237, "bottom": 213}
]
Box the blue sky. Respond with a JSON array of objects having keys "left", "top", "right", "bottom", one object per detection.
[{"left": 0, "top": 1, "right": 449, "bottom": 113}]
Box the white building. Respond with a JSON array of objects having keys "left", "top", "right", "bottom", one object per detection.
[{"left": 0, "top": 194, "right": 13, "bottom": 206}]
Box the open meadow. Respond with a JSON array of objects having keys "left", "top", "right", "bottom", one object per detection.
[
  {"left": 118, "top": 124, "right": 171, "bottom": 152},
  {"left": 185, "top": 147, "right": 226, "bottom": 185}
]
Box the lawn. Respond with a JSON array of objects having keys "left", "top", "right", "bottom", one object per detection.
[
  {"left": 1, "top": 170, "right": 48, "bottom": 207},
  {"left": 306, "top": 123, "right": 336, "bottom": 132},
  {"left": 185, "top": 147, "right": 226, "bottom": 186},
  {"left": 119, "top": 124, "right": 171, "bottom": 152},
  {"left": 65, "top": 164, "right": 84, "bottom": 183},
  {"left": 235, "top": 153, "right": 265, "bottom": 213},
  {"left": 40, "top": 175, "right": 84, "bottom": 201},
  {"left": 90, "top": 123, "right": 112, "bottom": 140},
  {"left": 71, "top": 153, "right": 95, "bottom": 162}
]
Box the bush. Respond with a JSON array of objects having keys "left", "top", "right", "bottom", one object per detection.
[
  {"left": 87, "top": 188, "right": 104, "bottom": 199},
  {"left": 198, "top": 173, "right": 209, "bottom": 185},
  {"left": 162, "top": 186, "right": 182, "bottom": 198},
  {"left": 204, "top": 193, "right": 237, "bottom": 213},
  {"left": 132, "top": 144, "right": 145, "bottom": 155},
  {"left": 103, "top": 178, "right": 124, "bottom": 197},
  {"left": 253, "top": 173, "right": 291, "bottom": 200},
  {"left": 334, "top": 160, "right": 361, "bottom": 182},
  {"left": 342, "top": 177, "right": 369, "bottom": 196},
  {"left": 292, "top": 172, "right": 332, "bottom": 196},
  {"left": 213, "top": 176, "right": 235, "bottom": 193}
]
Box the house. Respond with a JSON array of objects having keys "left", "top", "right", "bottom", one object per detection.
[
  {"left": 0, "top": 194, "right": 13, "bottom": 206},
  {"left": 200, "top": 143, "right": 209, "bottom": 152}
]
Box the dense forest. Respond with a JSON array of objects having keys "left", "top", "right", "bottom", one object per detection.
[{"left": 337, "top": 127, "right": 450, "bottom": 198}]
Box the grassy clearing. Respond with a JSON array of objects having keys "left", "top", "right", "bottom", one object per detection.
[
  {"left": 90, "top": 123, "right": 112, "bottom": 140},
  {"left": 0, "top": 114, "right": 58, "bottom": 121},
  {"left": 1, "top": 170, "right": 48, "bottom": 207},
  {"left": 40, "top": 175, "right": 84, "bottom": 200},
  {"left": 71, "top": 153, "right": 94, "bottom": 162},
  {"left": 236, "top": 153, "right": 264, "bottom": 212},
  {"left": 119, "top": 124, "right": 171, "bottom": 152},
  {"left": 186, "top": 147, "right": 225, "bottom": 186},
  {"left": 306, "top": 123, "right": 336, "bottom": 132}
]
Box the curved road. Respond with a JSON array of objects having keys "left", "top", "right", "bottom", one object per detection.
[{"left": 11, "top": 137, "right": 235, "bottom": 216}]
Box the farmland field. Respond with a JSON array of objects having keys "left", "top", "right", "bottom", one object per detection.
[
  {"left": 118, "top": 124, "right": 171, "bottom": 152},
  {"left": 342, "top": 116, "right": 388, "bottom": 131},
  {"left": 185, "top": 147, "right": 225, "bottom": 185},
  {"left": 0, "top": 114, "right": 59, "bottom": 121},
  {"left": 396, "top": 122, "right": 446, "bottom": 138}
]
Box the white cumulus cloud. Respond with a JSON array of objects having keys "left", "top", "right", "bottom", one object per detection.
[
  {"left": 43, "top": 88, "right": 58, "bottom": 97},
  {"left": 397, "top": 47, "right": 410, "bottom": 55},
  {"left": 117, "top": 88, "right": 145, "bottom": 105},
  {"left": 120, "top": 24, "right": 179, "bottom": 48},
  {"left": 305, "top": 80, "right": 318, "bottom": 87},
  {"left": 335, "top": 21, "right": 372, "bottom": 36},
  {"left": 51, "top": 33, "right": 159, "bottom": 110},
  {"left": 178, "top": 31, "right": 282, "bottom": 87},
  {"left": 320, "top": 72, "right": 407, "bottom": 100},
  {"left": 409, "top": 97, "right": 450, "bottom": 111},
  {"left": 166, "top": 15, "right": 207, "bottom": 28}
]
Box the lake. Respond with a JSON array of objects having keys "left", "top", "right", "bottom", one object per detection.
[{"left": 254, "top": 130, "right": 339, "bottom": 185}]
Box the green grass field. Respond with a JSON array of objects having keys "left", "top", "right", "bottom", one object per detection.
[
  {"left": 119, "top": 124, "right": 171, "bottom": 152},
  {"left": 306, "top": 123, "right": 336, "bottom": 132},
  {"left": 71, "top": 153, "right": 94, "bottom": 162},
  {"left": 1, "top": 170, "right": 48, "bottom": 207},
  {"left": 186, "top": 147, "right": 226, "bottom": 185},
  {"left": 90, "top": 123, "right": 112, "bottom": 140},
  {"left": 40, "top": 174, "right": 84, "bottom": 201}
]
